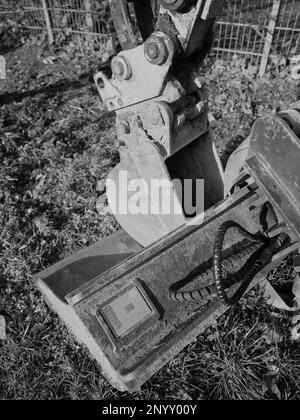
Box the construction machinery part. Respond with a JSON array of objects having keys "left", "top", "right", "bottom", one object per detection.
[
  {"left": 160, "top": 0, "right": 191, "bottom": 12},
  {"left": 95, "top": 1, "right": 226, "bottom": 245},
  {"left": 109, "top": 0, "right": 160, "bottom": 50},
  {"left": 34, "top": 0, "right": 300, "bottom": 393}
]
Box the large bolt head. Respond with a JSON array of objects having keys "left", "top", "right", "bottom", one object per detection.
[
  {"left": 144, "top": 35, "right": 169, "bottom": 65},
  {"left": 112, "top": 60, "right": 125, "bottom": 77},
  {"left": 111, "top": 56, "right": 132, "bottom": 81},
  {"left": 146, "top": 43, "right": 160, "bottom": 60}
]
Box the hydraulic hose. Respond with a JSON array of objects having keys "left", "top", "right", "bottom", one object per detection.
[
  {"left": 213, "top": 221, "right": 288, "bottom": 306},
  {"left": 168, "top": 221, "right": 288, "bottom": 307},
  {"left": 168, "top": 241, "right": 262, "bottom": 303}
]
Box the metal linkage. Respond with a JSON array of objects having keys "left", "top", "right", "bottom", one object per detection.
[{"left": 97, "top": 0, "right": 226, "bottom": 111}]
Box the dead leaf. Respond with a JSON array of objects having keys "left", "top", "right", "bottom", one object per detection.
[
  {"left": 207, "top": 330, "right": 219, "bottom": 342},
  {"left": 33, "top": 216, "right": 49, "bottom": 234},
  {"left": 96, "top": 179, "right": 106, "bottom": 194},
  {"left": 291, "top": 314, "right": 300, "bottom": 342},
  {"left": 207, "top": 112, "right": 216, "bottom": 122},
  {"left": 260, "top": 322, "right": 283, "bottom": 345},
  {"left": 42, "top": 57, "right": 55, "bottom": 65}
]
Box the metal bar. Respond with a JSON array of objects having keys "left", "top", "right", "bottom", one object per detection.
[
  {"left": 213, "top": 47, "right": 263, "bottom": 56},
  {"left": 239, "top": 0, "right": 248, "bottom": 52},
  {"left": 259, "top": 0, "right": 282, "bottom": 77},
  {"left": 275, "top": 25, "right": 300, "bottom": 32},
  {"left": 217, "top": 21, "right": 261, "bottom": 29},
  {"left": 222, "top": 1, "right": 231, "bottom": 57},
  {"left": 51, "top": 28, "right": 109, "bottom": 37},
  {"left": 84, "top": 0, "right": 93, "bottom": 31},
  {"left": 287, "top": 5, "right": 300, "bottom": 54},
  {"left": 215, "top": 19, "right": 222, "bottom": 58},
  {"left": 281, "top": 0, "right": 294, "bottom": 51},
  {"left": 25, "top": 25, "right": 44, "bottom": 30},
  {"left": 245, "top": 1, "right": 254, "bottom": 54},
  {"left": 41, "top": 0, "right": 54, "bottom": 44},
  {"left": 228, "top": 0, "right": 237, "bottom": 60},
  {"left": 250, "top": 0, "right": 263, "bottom": 64},
  {"left": 232, "top": 0, "right": 243, "bottom": 57},
  {"left": 256, "top": 0, "right": 273, "bottom": 66},
  {"left": 274, "top": 0, "right": 288, "bottom": 50}
]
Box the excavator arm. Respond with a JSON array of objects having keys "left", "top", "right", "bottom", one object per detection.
[{"left": 96, "top": 0, "right": 226, "bottom": 245}]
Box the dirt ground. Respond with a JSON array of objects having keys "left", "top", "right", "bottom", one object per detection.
[{"left": 0, "top": 42, "right": 299, "bottom": 400}]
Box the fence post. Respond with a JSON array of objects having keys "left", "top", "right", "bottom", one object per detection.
[
  {"left": 84, "top": 0, "right": 94, "bottom": 32},
  {"left": 259, "top": 0, "right": 281, "bottom": 77},
  {"left": 41, "top": 0, "right": 54, "bottom": 45}
]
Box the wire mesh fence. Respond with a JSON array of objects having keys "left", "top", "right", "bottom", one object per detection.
[
  {"left": 47, "top": 0, "right": 114, "bottom": 48},
  {"left": 0, "top": 0, "right": 116, "bottom": 52},
  {"left": 273, "top": 0, "right": 300, "bottom": 55},
  {"left": 0, "top": 0, "right": 299, "bottom": 74},
  {"left": 215, "top": 0, "right": 276, "bottom": 65},
  {"left": 215, "top": 0, "right": 300, "bottom": 74}
]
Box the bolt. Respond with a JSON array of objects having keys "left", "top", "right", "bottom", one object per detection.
[
  {"left": 147, "top": 43, "right": 159, "bottom": 60},
  {"left": 112, "top": 61, "right": 125, "bottom": 77},
  {"left": 111, "top": 56, "right": 132, "bottom": 81},
  {"left": 144, "top": 35, "right": 169, "bottom": 65}
]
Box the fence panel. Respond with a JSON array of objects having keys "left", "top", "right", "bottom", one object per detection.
[
  {"left": 47, "top": 0, "right": 115, "bottom": 51},
  {"left": 21, "top": 0, "right": 46, "bottom": 37},
  {"left": 273, "top": 0, "right": 300, "bottom": 56}
]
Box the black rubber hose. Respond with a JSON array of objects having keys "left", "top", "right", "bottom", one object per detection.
[
  {"left": 213, "top": 221, "right": 288, "bottom": 306},
  {"left": 168, "top": 242, "right": 262, "bottom": 302}
]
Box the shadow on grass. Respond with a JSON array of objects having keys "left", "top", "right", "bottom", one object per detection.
[
  {"left": 0, "top": 55, "right": 114, "bottom": 107},
  {"left": 0, "top": 72, "right": 95, "bottom": 106}
]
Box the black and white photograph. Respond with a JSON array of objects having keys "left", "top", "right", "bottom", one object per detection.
[{"left": 0, "top": 0, "right": 300, "bottom": 403}]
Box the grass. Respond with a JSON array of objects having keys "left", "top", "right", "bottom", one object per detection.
[{"left": 0, "top": 42, "right": 299, "bottom": 400}]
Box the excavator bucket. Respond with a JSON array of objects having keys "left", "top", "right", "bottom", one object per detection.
[
  {"left": 35, "top": 111, "right": 300, "bottom": 392},
  {"left": 34, "top": 1, "right": 300, "bottom": 392}
]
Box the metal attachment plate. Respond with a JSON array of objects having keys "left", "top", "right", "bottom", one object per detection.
[{"left": 98, "top": 284, "right": 157, "bottom": 339}]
